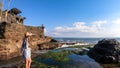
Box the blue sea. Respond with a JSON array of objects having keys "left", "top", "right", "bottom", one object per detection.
[{"left": 54, "top": 38, "right": 120, "bottom": 44}]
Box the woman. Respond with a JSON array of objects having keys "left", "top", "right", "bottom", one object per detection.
[{"left": 21, "top": 32, "right": 32, "bottom": 68}]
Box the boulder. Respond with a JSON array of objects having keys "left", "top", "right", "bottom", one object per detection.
[{"left": 88, "top": 39, "right": 120, "bottom": 63}]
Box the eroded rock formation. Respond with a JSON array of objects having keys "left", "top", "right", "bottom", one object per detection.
[
  {"left": 38, "top": 38, "right": 61, "bottom": 50},
  {"left": 0, "top": 8, "right": 61, "bottom": 60},
  {"left": 88, "top": 39, "right": 120, "bottom": 63}
]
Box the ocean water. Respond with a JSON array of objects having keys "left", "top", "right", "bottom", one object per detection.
[{"left": 54, "top": 38, "right": 120, "bottom": 44}]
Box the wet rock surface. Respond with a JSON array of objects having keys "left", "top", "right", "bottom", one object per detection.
[{"left": 88, "top": 39, "right": 120, "bottom": 63}]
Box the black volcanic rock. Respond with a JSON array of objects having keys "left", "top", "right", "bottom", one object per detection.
[
  {"left": 88, "top": 39, "right": 120, "bottom": 63},
  {"left": 50, "top": 39, "right": 58, "bottom": 42}
]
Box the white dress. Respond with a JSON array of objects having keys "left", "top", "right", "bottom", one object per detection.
[{"left": 21, "top": 38, "right": 31, "bottom": 59}]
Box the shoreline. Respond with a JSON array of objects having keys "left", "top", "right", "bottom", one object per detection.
[
  {"left": 0, "top": 42, "right": 91, "bottom": 67},
  {"left": 0, "top": 43, "right": 92, "bottom": 68}
]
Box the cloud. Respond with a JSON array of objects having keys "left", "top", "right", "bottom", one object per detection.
[
  {"left": 47, "top": 18, "right": 120, "bottom": 37},
  {"left": 112, "top": 18, "right": 120, "bottom": 24},
  {"left": 109, "top": 18, "right": 120, "bottom": 37}
]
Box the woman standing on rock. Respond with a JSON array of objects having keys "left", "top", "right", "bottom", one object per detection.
[{"left": 21, "top": 32, "right": 32, "bottom": 68}]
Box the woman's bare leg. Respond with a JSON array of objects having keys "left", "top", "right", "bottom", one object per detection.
[
  {"left": 25, "top": 59, "right": 29, "bottom": 68},
  {"left": 28, "top": 58, "right": 32, "bottom": 68}
]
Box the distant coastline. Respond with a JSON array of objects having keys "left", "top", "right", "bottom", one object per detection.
[{"left": 54, "top": 37, "right": 120, "bottom": 44}]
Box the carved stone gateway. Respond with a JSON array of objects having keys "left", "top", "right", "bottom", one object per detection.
[{"left": 88, "top": 39, "right": 120, "bottom": 63}]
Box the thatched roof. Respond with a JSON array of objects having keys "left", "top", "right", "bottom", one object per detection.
[{"left": 8, "top": 8, "right": 21, "bottom": 15}]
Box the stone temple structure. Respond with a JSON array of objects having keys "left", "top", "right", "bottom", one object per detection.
[
  {"left": 0, "top": 8, "right": 25, "bottom": 24},
  {"left": 0, "top": 8, "right": 61, "bottom": 60}
]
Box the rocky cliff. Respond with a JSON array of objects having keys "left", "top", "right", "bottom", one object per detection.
[{"left": 0, "top": 8, "right": 61, "bottom": 60}]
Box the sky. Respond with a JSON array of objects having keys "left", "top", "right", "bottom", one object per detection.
[{"left": 2, "top": 0, "right": 120, "bottom": 38}]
